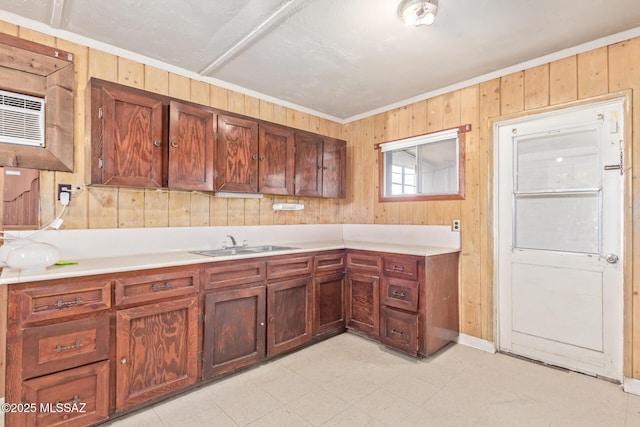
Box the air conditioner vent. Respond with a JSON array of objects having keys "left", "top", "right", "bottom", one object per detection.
[{"left": 0, "top": 89, "right": 45, "bottom": 148}]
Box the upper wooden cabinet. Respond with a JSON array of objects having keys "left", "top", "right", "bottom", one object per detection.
[
  {"left": 90, "top": 84, "right": 165, "bottom": 188},
  {"left": 215, "top": 114, "right": 259, "bottom": 192},
  {"left": 168, "top": 101, "right": 216, "bottom": 191},
  {"left": 259, "top": 123, "right": 295, "bottom": 195},
  {"left": 216, "top": 119, "right": 296, "bottom": 195},
  {"left": 88, "top": 80, "right": 216, "bottom": 191},
  {"left": 294, "top": 132, "right": 346, "bottom": 199},
  {"left": 87, "top": 79, "right": 345, "bottom": 198}
]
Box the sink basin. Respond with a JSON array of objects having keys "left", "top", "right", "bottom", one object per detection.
[{"left": 190, "top": 245, "right": 298, "bottom": 257}]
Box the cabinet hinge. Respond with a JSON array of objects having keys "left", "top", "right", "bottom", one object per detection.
[
  {"left": 199, "top": 313, "right": 205, "bottom": 324},
  {"left": 98, "top": 157, "right": 103, "bottom": 169},
  {"left": 98, "top": 107, "right": 103, "bottom": 119}
]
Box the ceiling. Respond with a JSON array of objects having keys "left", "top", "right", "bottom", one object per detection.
[{"left": 1, "top": 0, "right": 640, "bottom": 122}]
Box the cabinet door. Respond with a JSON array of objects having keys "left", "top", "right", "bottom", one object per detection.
[
  {"left": 99, "top": 86, "right": 165, "bottom": 187},
  {"left": 202, "top": 286, "right": 266, "bottom": 379},
  {"left": 216, "top": 114, "right": 259, "bottom": 192},
  {"left": 294, "top": 132, "right": 323, "bottom": 197},
  {"left": 346, "top": 272, "right": 380, "bottom": 337},
  {"left": 321, "top": 137, "right": 346, "bottom": 198},
  {"left": 267, "top": 277, "right": 313, "bottom": 356},
  {"left": 313, "top": 272, "right": 345, "bottom": 337},
  {"left": 259, "top": 123, "right": 294, "bottom": 195},
  {"left": 116, "top": 297, "right": 198, "bottom": 411},
  {"left": 168, "top": 101, "right": 215, "bottom": 191}
]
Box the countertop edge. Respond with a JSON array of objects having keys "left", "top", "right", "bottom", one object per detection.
[{"left": 0, "top": 240, "right": 460, "bottom": 285}]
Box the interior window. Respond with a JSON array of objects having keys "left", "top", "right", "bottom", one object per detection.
[{"left": 377, "top": 125, "right": 469, "bottom": 201}]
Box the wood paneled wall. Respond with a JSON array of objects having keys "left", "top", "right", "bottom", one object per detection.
[
  {"left": 344, "top": 36, "right": 640, "bottom": 378},
  {"left": 1, "top": 21, "right": 640, "bottom": 379}
]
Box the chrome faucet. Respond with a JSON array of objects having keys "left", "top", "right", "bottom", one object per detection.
[{"left": 226, "top": 235, "right": 237, "bottom": 247}]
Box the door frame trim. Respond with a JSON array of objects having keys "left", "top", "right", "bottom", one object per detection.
[{"left": 490, "top": 90, "right": 632, "bottom": 378}]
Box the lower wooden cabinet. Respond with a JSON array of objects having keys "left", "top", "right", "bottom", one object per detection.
[
  {"left": 21, "top": 361, "right": 110, "bottom": 427},
  {"left": 202, "top": 286, "right": 266, "bottom": 379},
  {"left": 345, "top": 272, "right": 380, "bottom": 337},
  {"left": 115, "top": 297, "right": 199, "bottom": 411},
  {"left": 313, "top": 272, "right": 345, "bottom": 337},
  {"left": 5, "top": 248, "right": 459, "bottom": 427},
  {"left": 267, "top": 276, "right": 313, "bottom": 356}
]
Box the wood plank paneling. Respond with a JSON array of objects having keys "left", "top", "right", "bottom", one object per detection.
[
  {"left": 524, "top": 64, "right": 550, "bottom": 110},
  {"left": 550, "top": 56, "right": 578, "bottom": 105},
  {"left": 5, "top": 21, "right": 640, "bottom": 382},
  {"left": 578, "top": 46, "right": 609, "bottom": 99},
  {"left": 500, "top": 71, "right": 524, "bottom": 115},
  {"left": 608, "top": 37, "right": 640, "bottom": 378}
]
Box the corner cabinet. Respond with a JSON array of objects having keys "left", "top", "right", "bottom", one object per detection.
[
  {"left": 294, "top": 133, "right": 346, "bottom": 198},
  {"left": 87, "top": 78, "right": 345, "bottom": 199}
]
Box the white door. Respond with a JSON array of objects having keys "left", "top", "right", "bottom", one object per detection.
[{"left": 496, "top": 99, "right": 625, "bottom": 381}]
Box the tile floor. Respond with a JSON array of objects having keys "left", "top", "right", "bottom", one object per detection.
[{"left": 105, "top": 333, "right": 640, "bottom": 427}]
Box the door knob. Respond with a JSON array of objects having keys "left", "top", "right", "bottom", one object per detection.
[{"left": 605, "top": 254, "right": 619, "bottom": 264}]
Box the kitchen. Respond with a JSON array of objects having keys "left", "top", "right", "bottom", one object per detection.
[{"left": 1, "top": 0, "right": 640, "bottom": 425}]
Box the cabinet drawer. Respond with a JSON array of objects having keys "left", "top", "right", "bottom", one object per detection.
[
  {"left": 379, "top": 306, "right": 418, "bottom": 356},
  {"left": 21, "top": 360, "right": 109, "bottom": 427},
  {"left": 267, "top": 255, "right": 313, "bottom": 279},
  {"left": 381, "top": 277, "right": 419, "bottom": 312},
  {"left": 346, "top": 252, "right": 381, "bottom": 273},
  {"left": 382, "top": 255, "right": 419, "bottom": 280},
  {"left": 314, "top": 251, "right": 345, "bottom": 273},
  {"left": 204, "top": 260, "right": 266, "bottom": 290},
  {"left": 19, "top": 280, "right": 111, "bottom": 324},
  {"left": 22, "top": 316, "right": 110, "bottom": 379},
  {"left": 115, "top": 267, "right": 200, "bottom": 306}
]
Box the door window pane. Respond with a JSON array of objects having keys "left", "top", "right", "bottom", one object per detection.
[
  {"left": 514, "top": 193, "right": 599, "bottom": 254},
  {"left": 515, "top": 129, "right": 599, "bottom": 192}
]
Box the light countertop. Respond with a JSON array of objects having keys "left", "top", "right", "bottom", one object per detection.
[{"left": 0, "top": 239, "right": 459, "bottom": 285}]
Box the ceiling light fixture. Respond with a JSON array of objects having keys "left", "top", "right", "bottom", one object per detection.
[{"left": 398, "top": 0, "right": 438, "bottom": 27}]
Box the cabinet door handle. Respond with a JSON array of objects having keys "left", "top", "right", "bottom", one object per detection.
[
  {"left": 55, "top": 297, "right": 82, "bottom": 309},
  {"left": 153, "top": 140, "right": 162, "bottom": 147},
  {"left": 391, "top": 265, "right": 405, "bottom": 272},
  {"left": 55, "top": 339, "right": 82, "bottom": 353},
  {"left": 390, "top": 329, "right": 404, "bottom": 336},
  {"left": 269, "top": 317, "right": 275, "bottom": 323},
  {"left": 259, "top": 156, "right": 265, "bottom": 161},
  {"left": 260, "top": 322, "right": 265, "bottom": 326},
  {"left": 252, "top": 154, "right": 258, "bottom": 160},
  {"left": 120, "top": 358, "right": 127, "bottom": 365},
  {"left": 392, "top": 290, "right": 406, "bottom": 298},
  {"left": 151, "top": 282, "right": 171, "bottom": 291},
  {"left": 171, "top": 141, "right": 179, "bottom": 148}
]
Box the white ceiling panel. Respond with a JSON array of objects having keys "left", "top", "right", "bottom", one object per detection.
[{"left": 0, "top": 0, "right": 639, "bottom": 120}]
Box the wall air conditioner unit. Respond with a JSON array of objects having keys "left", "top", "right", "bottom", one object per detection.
[{"left": 0, "top": 89, "right": 45, "bottom": 148}]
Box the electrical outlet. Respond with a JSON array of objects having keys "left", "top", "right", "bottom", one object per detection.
[
  {"left": 57, "top": 184, "right": 71, "bottom": 200},
  {"left": 452, "top": 219, "right": 461, "bottom": 232}
]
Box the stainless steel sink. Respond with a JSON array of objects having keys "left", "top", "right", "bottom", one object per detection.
[{"left": 190, "top": 245, "right": 299, "bottom": 257}]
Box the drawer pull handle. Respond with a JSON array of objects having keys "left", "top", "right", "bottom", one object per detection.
[
  {"left": 151, "top": 282, "right": 172, "bottom": 291},
  {"left": 391, "top": 265, "right": 405, "bottom": 272},
  {"left": 392, "top": 290, "right": 406, "bottom": 298},
  {"left": 121, "top": 358, "right": 127, "bottom": 365},
  {"left": 390, "top": 329, "right": 404, "bottom": 336},
  {"left": 55, "top": 339, "right": 82, "bottom": 353},
  {"left": 55, "top": 395, "right": 80, "bottom": 406},
  {"left": 55, "top": 297, "right": 82, "bottom": 309}
]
